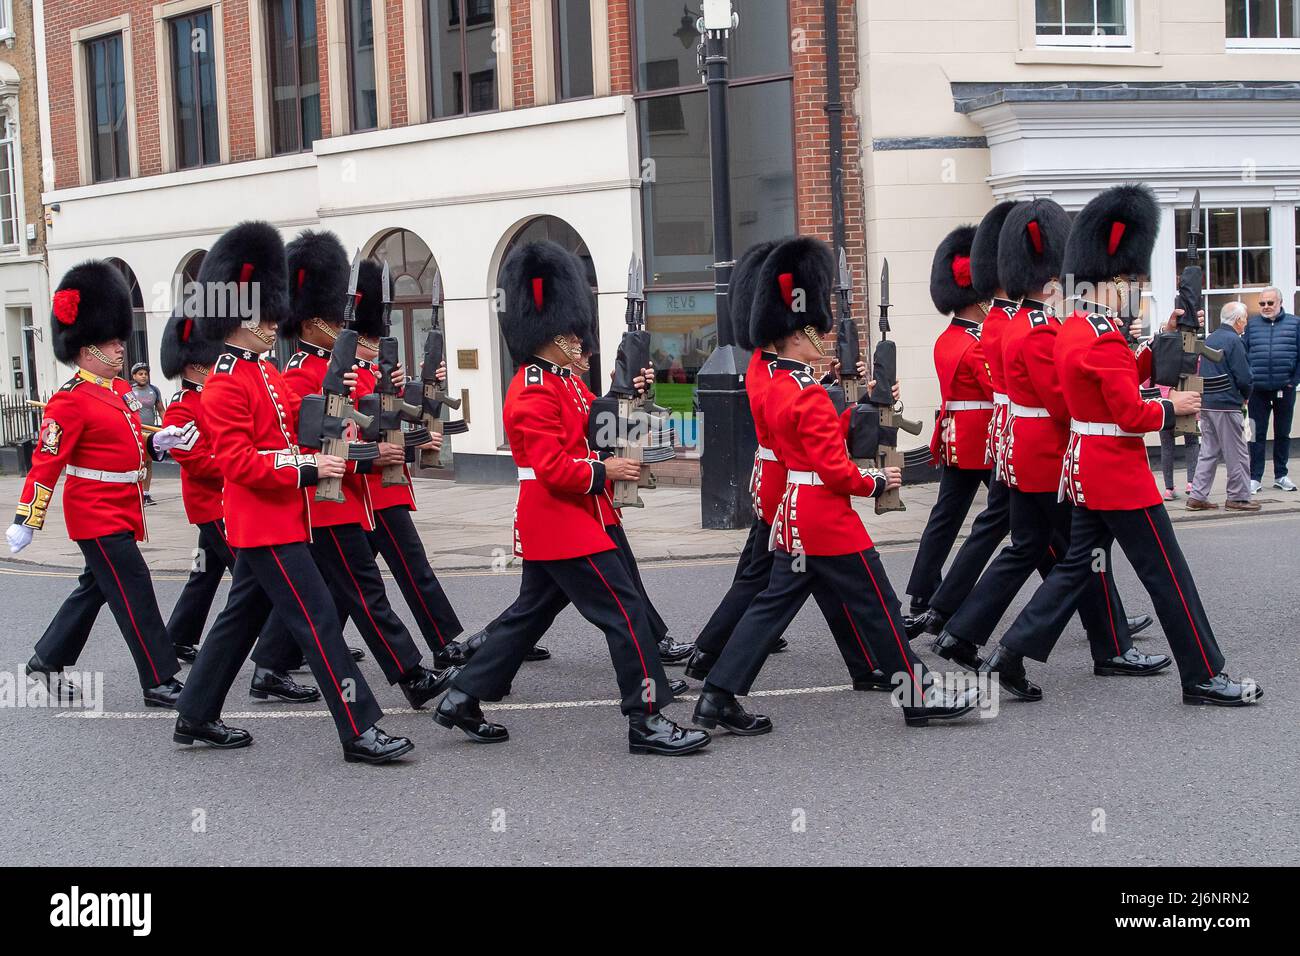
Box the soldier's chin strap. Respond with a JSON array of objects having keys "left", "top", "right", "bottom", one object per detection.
[
  {"left": 552, "top": 335, "right": 583, "bottom": 363},
  {"left": 803, "top": 326, "right": 828, "bottom": 356},
  {"left": 86, "top": 345, "right": 124, "bottom": 369},
  {"left": 312, "top": 318, "right": 341, "bottom": 342}
]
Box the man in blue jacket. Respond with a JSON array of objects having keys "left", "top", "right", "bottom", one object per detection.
[
  {"left": 1243, "top": 287, "right": 1300, "bottom": 492},
  {"left": 1188, "top": 302, "right": 1256, "bottom": 512}
]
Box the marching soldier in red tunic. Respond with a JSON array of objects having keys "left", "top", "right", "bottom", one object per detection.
[
  {"left": 159, "top": 310, "right": 321, "bottom": 701},
  {"left": 434, "top": 240, "right": 709, "bottom": 754},
  {"left": 174, "top": 221, "right": 414, "bottom": 762},
  {"left": 9, "top": 262, "right": 193, "bottom": 708},
  {"left": 248, "top": 231, "right": 454, "bottom": 710},
  {"left": 986, "top": 185, "right": 1262, "bottom": 707},
  {"left": 693, "top": 237, "right": 979, "bottom": 735},
  {"left": 930, "top": 198, "right": 1167, "bottom": 688}
]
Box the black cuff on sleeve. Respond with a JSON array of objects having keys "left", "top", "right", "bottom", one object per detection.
[
  {"left": 1160, "top": 398, "right": 1176, "bottom": 431},
  {"left": 146, "top": 434, "right": 166, "bottom": 463},
  {"left": 355, "top": 459, "right": 374, "bottom": 475},
  {"left": 13, "top": 512, "right": 28, "bottom": 529},
  {"left": 588, "top": 460, "right": 607, "bottom": 494},
  {"left": 297, "top": 463, "right": 319, "bottom": 488}
]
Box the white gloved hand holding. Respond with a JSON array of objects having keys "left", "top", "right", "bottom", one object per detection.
[
  {"left": 151, "top": 422, "right": 199, "bottom": 454},
  {"left": 7, "top": 523, "right": 33, "bottom": 555}
]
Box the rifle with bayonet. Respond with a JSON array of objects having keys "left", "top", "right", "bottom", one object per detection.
[
  {"left": 1151, "top": 190, "right": 1222, "bottom": 436},
  {"left": 297, "top": 250, "right": 378, "bottom": 503},
  {"left": 839, "top": 254, "right": 924, "bottom": 514},
  {"left": 403, "top": 273, "right": 468, "bottom": 470},
  {"left": 598, "top": 255, "right": 676, "bottom": 509}
]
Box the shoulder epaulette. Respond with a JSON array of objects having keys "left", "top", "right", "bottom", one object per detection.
[
  {"left": 965, "top": 326, "right": 983, "bottom": 341},
  {"left": 1086, "top": 313, "right": 1115, "bottom": 338},
  {"left": 791, "top": 369, "right": 817, "bottom": 390},
  {"left": 213, "top": 353, "right": 238, "bottom": 375},
  {"left": 285, "top": 352, "right": 309, "bottom": 371},
  {"left": 524, "top": 364, "right": 545, "bottom": 387},
  {"left": 58, "top": 376, "right": 81, "bottom": 393},
  {"left": 171, "top": 390, "right": 185, "bottom": 403},
  {"left": 1028, "top": 310, "right": 1051, "bottom": 328}
]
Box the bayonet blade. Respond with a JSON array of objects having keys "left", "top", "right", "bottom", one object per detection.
[
  {"left": 1189, "top": 190, "right": 1202, "bottom": 236},
  {"left": 628, "top": 254, "right": 645, "bottom": 301},
  {"left": 381, "top": 261, "right": 392, "bottom": 305},
  {"left": 431, "top": 271, "right": 444, "bottom": 311},
  {"left": 342, "top": 249, "right": 362, "bottom": 326},
  {"left": 880, "top": 259, "right": 891, "bottom": 311}
]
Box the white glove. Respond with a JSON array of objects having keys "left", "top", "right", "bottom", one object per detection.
[
  {"left": 151, "top": 422, "right": 199, "bottom": 454},
  {"left": 7, "top": 523, "right": 33, "bottom": 555}
]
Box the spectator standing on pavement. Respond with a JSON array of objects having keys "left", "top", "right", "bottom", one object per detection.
[
  {"left": 1188, "top": 302, "right": 1257, "bottom": 513},
  {"left": 1157, "top": 383, "right": 1198, "bottom": 500},
  {"left": 1243, "top": 287, "right": 1300, "bottom": 493},
  {"left": 129, "top": 363, "right": 165, "bottom": 505}
]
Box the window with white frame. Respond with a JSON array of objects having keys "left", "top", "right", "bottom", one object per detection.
[
  {"left": 0, "top": 121, "right": 17, "bottom": 247},
  {"left": 1035, "top": 0, "right": 1133, "bottom": 46},
  {"left": 1226, "top": 1, "right": 1300, "bottom": 45},
  {"left": 1175, "top": 205, "right": 1272, "bottom": 331},
  {"left": 0, "top": 1, "right": 13, "bottom": 42}
]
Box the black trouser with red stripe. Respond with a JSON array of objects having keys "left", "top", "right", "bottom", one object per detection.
[
  {"left": 368, "top": 506, "right": 463, "bottom": 653},
  {"left": 35, "top": 532, "right": 180, "bottom": 689},
  {"left": 474, "top": 523, "right": 671, "bottom": 649},
  {"left": 945, "top": 491, "right": 1132, "bottom": 660},
  {"left": 167, "top": 520, "right": 237, "bottom": 648},
  {"left": 928, "top": 475, "right": 1015, "bottom": 619},
  {"left": 906, "top": 465, "right": 990, "bottom": 610},
  {"left": 695, "top": 518, "right": 878, "bottom": 680},
  {"left": 707, "top": 548, "right": 929, "bottom": 706},
  {"left": 452, "top": 548, "right": 674, "bottom": 715},
  {"left": 178, "top": 542, "right": 383, "bottom": 743},
  {"left": 1002, "top": 504, "right": 1225, "bottom": 684},
  {"left": 252, "top": 523, "right": 423, "bottom": 685}
]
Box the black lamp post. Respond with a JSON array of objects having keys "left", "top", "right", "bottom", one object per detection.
[{"left": 694, "top": 0, "right": 754, "bottom": 530}]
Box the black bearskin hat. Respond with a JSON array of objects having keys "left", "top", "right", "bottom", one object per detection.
[
  {"left": 283, "top": 229, "right": 350, "bottom": 338},
  {"left": 970, "top": 201, "right": 1019, "bottom": 298},
  {"left": 751, "top": 236, "right": 835, "bottom": 347},
  {"left": 729, "top": 239, "right": 779, "bottom": 350},
  {"left": 351, "top": 259, "right": 388, "bottom": 339},
  {"left": 930, "top": 225, "right": 983, "bottom": 316},
  {"left": 194, "top": 221, "right": 290, "bottom": 341},
  {"left": 498, "top": 240, "right": 592, "bottom": 364},
  {"left": 998, "top": 198, "right": 1072, "bottom": 300},
  {"left": 160, "top": 309, "right": 220, "bottom": 379},
  {"left": 50, "top": 261, "right": 133, "bottom": 364},
  {"left": 1063, "top": 184, "right": 1160, "bottom": 284}
]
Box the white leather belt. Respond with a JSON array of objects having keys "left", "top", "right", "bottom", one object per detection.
[
  {"left": 1071, "top": 419, "right": 1142, "bottom": 438},
  {"left": 1010, "top": 403, "right": 1051, "bottom": 419},
  {"left": 757, "top": 445, "right": 778, "bottom": 462},
  {"left": 518, "top": 467, "right": 536, "bottom": 480},
  {"left": 67, "top": 465, "right": 145, "bottom": 484},
  {"left": 947, "top": 401, "right": 994, "bottom": 411},
  {"left": 786, "top": 471, "right": 824, "bottom": 486},
  {"left": 993, "top": 392, "right": 1010, "bottom": 406}
]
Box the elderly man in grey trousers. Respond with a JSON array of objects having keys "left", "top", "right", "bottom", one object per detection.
[{"left": 1188, "top": 302, "right": 1258, "bottom": 512}]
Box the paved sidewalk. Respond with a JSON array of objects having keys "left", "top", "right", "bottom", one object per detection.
[{"left": 4, "top": 467, "right": 1296, "bottom": 573}]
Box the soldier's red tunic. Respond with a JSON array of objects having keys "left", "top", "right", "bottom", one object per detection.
[
  {"left": 1056, "top": 309, "right": 1168, "bottom": 511},
  {"left": 766, "top": 359, "right": 883, "bottom": 556},
  {"left": 1002, "top": 304, "right": 1069, "bottom": 494},
  {"left": 16, "top": 371, "right": 149, "bottom": 541},
  {"left": 982, "top": 300, "right": 1018, "bottom": 473},
  {"left": 928, "top": 317, "right": 996, "bottom": 469},
  {"left": 568, "top": 373, "right": 622, "bottom": 527},
  {"left": 163, "top": 383, "right": 225, "bottom": 525},
  {"left": 203, "top": 346, "right": 315, "bottom": 548},
  {"left": 281, "top": 345, "right": 374, "bottom": 530},
  {"left": 352, "top": 360, "right": 418, "bottom": 513},
  {"left": 506, "top": 358, "right": 615, "bottom": 561},
  {"left": 746, "top": 348, "right": 787, "bottom": 524}
]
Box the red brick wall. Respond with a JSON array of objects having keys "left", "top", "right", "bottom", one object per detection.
[
  {"left": 316, "top": 0, "right": 333, "bottom": 136},
  {"left": 608, "top": 0, "right": 632, "bottom": 94},
  {"left": 224, "top": 1, "right": 257, "bottom": 162},
  {"left": 387, "top": 0, "right": 408, "bottom": 125},
  {"left": 510, "top": 0, "right": 534, "bottom": 107}
]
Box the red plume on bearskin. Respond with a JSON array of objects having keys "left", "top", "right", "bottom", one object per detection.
[
  {"left": 952, "top": 256, "right": 973, "bottom": 288},
  {"left": 1062, "top": 184, "right": 1160, "bottom": 284},
  {"left": 970, "top": 201, "right": 1020, "bottom": 299},
  {"left": 50, "top": 261, "right": 133, "bottom": 364},
  {"left": 161, "top": 307, "right": 220, "bottom": 379},
  {"left": 998, "top": 198, "right": 1072, "bottom": 300},
  {"left": 930, "top": 225, "right": 984, "bottom": 316}
]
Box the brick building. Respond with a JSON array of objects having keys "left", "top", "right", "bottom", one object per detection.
[
  {"left": 0, "top": 1, "right": 52, "bottom": 403},
  {"left": 35, "top": 0, "right": 865, "bottom": 482}
]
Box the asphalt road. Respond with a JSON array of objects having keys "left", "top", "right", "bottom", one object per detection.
[{"left": 1, "top": 513, "right": 1296, "bottom": 866}]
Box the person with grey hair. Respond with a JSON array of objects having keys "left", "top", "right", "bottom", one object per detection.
[
  {"left": 1244, "top": 286, "right": 1300, "bottom": 492},
  {"left": 1188, "top": 301, "right": 1257, "bottom": 511}
]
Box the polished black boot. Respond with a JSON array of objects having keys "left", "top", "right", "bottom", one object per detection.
[
  {"left": 1182, "top": 673, "right": 1263, "bottom": 707},
  {"left": 1093, "top": 647, "right": 1171, "bottom": 677},
  {"left": 852, "top": 670, "right": 893, "bottom": 692},
  {"left": 249, "top": 666, "right": 321, "bottom": 702},
  {"left": 343, "top": 725, "right": 414, "bottom": 764},
  {"left": 349, "top": 646, "right": 366, "bottom": 662},
  {"left": 657, "top": 636, "right": 695, "bottom": 665},
  {"left": 980, "top": 645, "right": 1042, "bottom": 701},
  {"left": 432, "top": 641, "right": 473, "bottom": 669},
  {"left": 25, "top": 654, "right": 80, "bottom": 705},
  {"left": 902, "top": 604, "right": 929, "bottom": 639},
  {"left": 691, "top": 687, "right": 772, "bottom": 736},
  {"left": 684, "top": 648, "right": 717, "bottom": 681},
  {"left": 932, "top": 631, "right": 985, "bottom": 670},
  {"left": 524, "top": 645, "right": 551, "bottom": 662},
  {"left": 770, "top": 636, "right": 789, "bottom": 653},
  {"left": 905, "top": 608, "right": 945, "bottom": 640},
  {"left": 174, "top": 643, "right": 198, "bottom": 664},
  {"left": 173, "top": 715, "right": 253, "bottom": 749},
  {"left": 398, "top": 664, "right": 457, "bottom": 709},
  {"left": 628, "top": 712, "right": 711, "bottom": 755},
  {"left": 143, "top": 678, "right": 185, "bottom": 709},
  {"left": 1126, "top": 614, "right": 1153, "bottom": 637},
  {"left": 902, "top": 685, "right": 980, "bottom": 727},
  {"left": 433, "top": 688, "right": 509, "bottom": 742},
  {"left": 668, "top": 678, "right": 688, "bottom": 695}
]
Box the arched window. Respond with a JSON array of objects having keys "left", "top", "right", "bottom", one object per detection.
[
  {"left": 105, "top": 258, "right": 148, "bottom": 376},
  {"left": 367, "top": 227, "right": 440, "bottom": 369},
  {"left": 495, "top": 216, "right": 598, "bottom": 400},
  {"left": 177, "top": 249, "right": 206, "bottom": 284}
]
